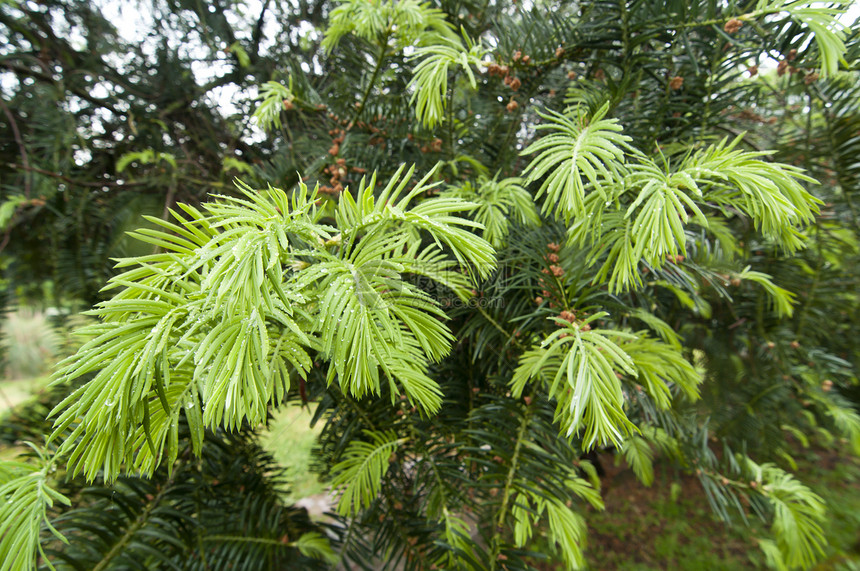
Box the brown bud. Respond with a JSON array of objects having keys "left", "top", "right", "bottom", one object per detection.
[
  {"left": 567, "top": 70, "right": 577, "bottom": 80},
  {"left": 748, "top": 65, "right": 758, "bottom": 77},
  {"left": 512, "top": 50, "right": 522, "bottom": 61},
  {"left": 509, "top": 77, "right": 521, "bottom": 90},
  {"left": 822, "top": 379, "right": 833, "bottom": 392},
  {"left": 506, "top": 99, "right": 519, "bottom": 112},
  {"left": 724, "top": 18, "right": 743, "bottom": 34},
  {"left": 669, "top": 76, "right": 684, "bottom": 90},
  {"left": 282, "top": 99, "right": 294, "bottom": 110},
  {"left": 787, "top": 49, "right": 797, "bottom": 62},
  {"left": 555, "top": 46, "right": 564, "bottom": 58},
  {"left": 777, "top": 60, "right": 788, "bottom": 76}
]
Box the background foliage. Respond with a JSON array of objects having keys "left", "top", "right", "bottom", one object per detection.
[{"left": 1, "top": 0, "right": 859, "bottom": 569}]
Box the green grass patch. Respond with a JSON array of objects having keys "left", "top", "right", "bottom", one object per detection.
[{"left": 258, "top": 403, "right": 327, "bottom": 502}]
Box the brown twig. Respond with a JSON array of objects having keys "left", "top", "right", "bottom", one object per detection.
[
  {"left": 7, "top": 163, "right": 146, "bottom": 188},
  {"left": 0, "top": 97, "right": 31, "bottom": 198}
]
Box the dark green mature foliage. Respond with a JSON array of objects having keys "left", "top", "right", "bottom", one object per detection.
[{"left": 1, "top": 0, "right": 859, "bottom": 570}]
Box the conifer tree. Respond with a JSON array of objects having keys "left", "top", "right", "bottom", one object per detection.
[{"left": 1, "top": 0, "right": 858, "bottom": 569}]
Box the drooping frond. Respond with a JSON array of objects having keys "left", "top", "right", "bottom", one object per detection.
[
  {"left": 745, "top": 459, "right": 827, "bottom": 569},
  {"left": 329, "top": 430, "right": 403, "bottom": 517},
  {"left": 679, "top": 136, "right": 821, "bottom": 251},
  {"left": 620, "top": 435, "right": 655, "bottom": 487},
  {"left": 624, "top": 334, "right": 700, "bottom": 407},
  {"left": 0, "top": 451, "right": 69, "bottom": 571},
  {"left": 568, "top": 134, "right": 821, "bottom": 292},
  {"left": 408, "top": 35, "right": 487, "bottom": 128},
  {"left": 511, "top": 313, "right": 639, "bottom": 448},
  {"left": 442, "top": 174, "right": 539, "bottom": 248},
  {"left": 755, "top": 1, "right": 850, "bottom": 77}
]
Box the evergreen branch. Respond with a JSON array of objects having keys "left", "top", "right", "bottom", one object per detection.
[
  {"left": 746, "top": 459, "right": 827, "bottom": 569},
  {"left": 330, "top": 430, "right": 403, "bottom": 517},
  {"left": 512, "top": 313, "right": 639, "bottom": 449},
  {"left": 521, "top": 103, "right": 631, "bottom": 222},
  {"left": 408, "top": 34, "right": 486, "bottom": 128},
  {"left": 0, "top": 450, "right": 69, "bottom": 571}
]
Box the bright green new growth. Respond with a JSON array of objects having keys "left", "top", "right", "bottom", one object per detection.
[
  {"left": 441, "top": 174, "right": 540, "bottom": 248},
  {"left": 512, "top": 313, "right": 700, "bottom": 449},
  {"left": 511, "top": 474, "right": 604, "bottom": 569},
  {"left": 322, "top": 0, "right": 455, "bottom": 53},
  {"left": 408, "top": 34, "right": 487, "bottom": 128},
  {"left": 758, "top": 0, "right": 849, "bottom": 78},
  {"left": 521, "top": 103, "right": 632, "bottom": 221},
  {"left": 48, "top": 165, "right": 494, "bottom": 484},
  {"left": 745, "top": 459, "right": 827, "bottom": 569},
  {"left": 529, "top": 105, "right": 823, "bottom": 293},
  {"left": 253, "top": 80, "right": 296, "bottom": 131},
  {"left": 0, "top": 449, "right": 70, "bottom": 571}
]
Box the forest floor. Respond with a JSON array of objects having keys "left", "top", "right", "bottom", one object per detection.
[{"left": 580, "top": 447, "right": 860, "bottom": 570}]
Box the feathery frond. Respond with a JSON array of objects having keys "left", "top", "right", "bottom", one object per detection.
[
  {"left": 330, "top": 430, "right": 403, "bottom": 517},
  {"left": 522, "top": 103, "right": 631, "bottom": 221}
]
